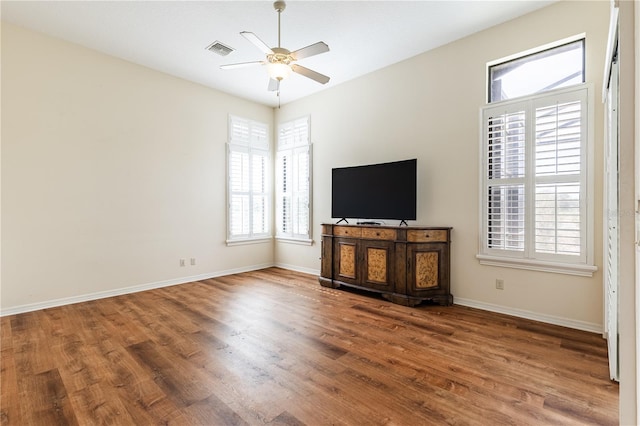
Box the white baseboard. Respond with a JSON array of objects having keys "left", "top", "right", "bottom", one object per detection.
[
  {"left": 274, "top": 262, "right": 320, "bottom": 276},
  {"left": 0, "top": 262, "right": 275, "bottom": 317},
  {"left": 454, "top": 297, "right": 603, "bottom": 334}
]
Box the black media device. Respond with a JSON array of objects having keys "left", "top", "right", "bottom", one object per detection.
[{"left": 331, "top": 158, "right": 417, "bottom": 224}]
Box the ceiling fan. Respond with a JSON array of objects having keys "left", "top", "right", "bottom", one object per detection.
[{"left": 220, "top": 1, "right": 330, "bottom": 93}]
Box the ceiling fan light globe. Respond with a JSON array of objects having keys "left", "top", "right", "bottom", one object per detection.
[{"left": 266, "top": 62, "right": 292, "bottom": 80}]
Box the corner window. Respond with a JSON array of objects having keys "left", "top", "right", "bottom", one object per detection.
[
  {"left": 227, "top": 115, "right": 271, "bottom": 245},
  {"left": 276, "top": 116, "right": 312, "bottom": 244},
  {"left": 489, "top": 38, "right": 585, "bottom": 103}
]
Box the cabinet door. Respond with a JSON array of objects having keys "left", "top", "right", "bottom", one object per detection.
[
  {"left": 407, "top": 243, "right": 448, "bottom": 296},
  {"left": 334, "top": 238, "right": 359, "bottom": 285},
  {"left": 320, "top": 235, "right": 333, "bottom": 279},
  {"left": 361, "top": 240, "right": 394, "bottom": 291}
]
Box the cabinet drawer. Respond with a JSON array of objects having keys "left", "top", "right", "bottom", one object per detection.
[
  {"left": 361, "top": 228, "right": 397, "bottom": 241},
  {"left": 334, "top": 226, "right": 362, "bottom": 238},
  {"left": 407, "top": 229, "right": 448, "bottom": 243}
]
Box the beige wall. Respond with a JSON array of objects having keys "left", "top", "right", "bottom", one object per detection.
[
  {"left": 1, "top": 2, "right": 610, "bottom": 330},
  {"left": 1, "top": 23, "right": 274, "bottom": 312},
  {"left": 275, "top": 0, "right": 610, "bottom": 331}
]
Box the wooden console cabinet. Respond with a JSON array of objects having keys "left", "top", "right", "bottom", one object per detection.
[{"left": 319, "top": 224, "right": 453, "bottom": 306}]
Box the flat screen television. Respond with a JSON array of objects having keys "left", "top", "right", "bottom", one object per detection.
[{"left": 331, "top": 159, "right": 417, "bottom": 223}]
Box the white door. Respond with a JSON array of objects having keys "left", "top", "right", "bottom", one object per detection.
[{"left": 604, "top": 57, "right": 619, "bottom": 381}]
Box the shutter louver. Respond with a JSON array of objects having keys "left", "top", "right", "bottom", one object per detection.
[
  {"left": 535, "top": 183, "right": 581, "bottom": 255},
  {"left": 486, "top": 109, "right": 526, "bottom": 251},
  {"left": 294, "top": 148, "right": 310, "bottom": 235},
  {"left": 487, "top": 184, "right": 525, "bottom": 251},
  {"left": 535, "top": 101, "right": 582, "bottom": 176},
  {"left": 487, "top": 112, "right": 526, "bottom": 180}
]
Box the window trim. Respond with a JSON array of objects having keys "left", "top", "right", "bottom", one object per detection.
[{"left": 477, "top": 84, "right": 597, "bottom": 276}]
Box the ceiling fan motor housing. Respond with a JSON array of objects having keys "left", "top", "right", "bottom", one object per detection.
[{"left": 269, "top": 47, "right": 293, "bottom": 65}]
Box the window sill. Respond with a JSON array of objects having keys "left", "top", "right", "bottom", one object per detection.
[
  {"left": 226, "top": 237, "right": 273, "bottom": 247},
  {"left": 476, "top": 254, "right": 597, "bottom": 277},
  {"left": 275, "top": 236, "right": 314, "bottom": 246}
]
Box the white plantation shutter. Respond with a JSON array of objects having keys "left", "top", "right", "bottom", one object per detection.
[
  {"left": 228, "top": 148, "right": 250, "bottom": 237},
  {"left": 480, "top": 85, "right": 592, "bottom": 272},
  {"left": 227, "top": 115, "right": 270, "bottom": 242},
  {"left": 251, "top": 153, "right": 269, "bottom": 235},
  {"left": 276, "top": 117, "right": 312, "bottom": 242},
  {"left": 486, "top": 108, "right": 526, "bottom": 252},
  {"left": 533, "top": 96, "right": 584, "bottom": 259}
]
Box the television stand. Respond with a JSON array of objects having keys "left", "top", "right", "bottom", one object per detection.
[{"left": 319, "top": 223, "right": 453, "bottom": 306}]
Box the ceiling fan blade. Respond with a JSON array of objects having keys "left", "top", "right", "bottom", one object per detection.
[
  {"left": 240, "top": 31, "right": 274, "bottom": 55},
  {"left": 220, "top": 61, "right": 264, "bottom": 70},
  {"left": 268, "top": 78, "right": 280, "bottom": 92},
  {"left": 291, "top": 41, "right": 329, "bottom": 61},
  {"left": 291, "top": 64, "right": 330, "bottom": 85}
]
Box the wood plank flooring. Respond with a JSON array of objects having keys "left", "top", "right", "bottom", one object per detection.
[{"left": 1, "top": 268, "right": 618, "bottom": 425}]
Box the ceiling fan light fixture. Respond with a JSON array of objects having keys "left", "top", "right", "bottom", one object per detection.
[
  {"left": 221, "top": 1, "right": 330, "bottom": 93},
  {"left": 266, "top": 62, "right": 292, "bottom": 80}
]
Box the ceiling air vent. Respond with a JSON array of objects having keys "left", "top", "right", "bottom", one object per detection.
[{"left": 206, "top": 41, "right": 234, "bottom": 56}]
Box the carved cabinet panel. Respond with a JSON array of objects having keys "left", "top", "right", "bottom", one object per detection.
[
  {"left": 406, "top": 243, "right": 451, "bottom": 305},
  {"left": 337, "top": 240, "right": 357, "bottom": 280},
  {"left": 362, "top": 241, "right": 394, "bottom": 290},
  {"left": 334, "top": 237, "right": 394, "bottom": 291},
  {"left": 414, "top": 251, "right": 439, "bottom": 289}
]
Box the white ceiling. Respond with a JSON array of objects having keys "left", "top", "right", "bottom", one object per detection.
[{"left": 1, "top": 1, "right": 555, "bottom": 108}]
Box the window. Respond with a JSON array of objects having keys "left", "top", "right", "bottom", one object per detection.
[
  {"left": 276, "top": 116, "right": 312, "bottom": 244},
  {"left": 227, "top": 115, "right": 271, "bottom": 244},
  {"left": 489, "top": 38, "right": 585, "bottom": 103},
  {"left": 478, "top": 85, "right": 596, "bottom": 276}
]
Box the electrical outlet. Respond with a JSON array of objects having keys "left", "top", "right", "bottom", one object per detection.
[
  {"left": 180, "top": 259, "right": 186, "bottom": 267},
  {"left": 190, "top": 258, "right": 196, "bottom": 266},
  {"left": 496, "top": 279, "right": 504, "bottom": 290}
]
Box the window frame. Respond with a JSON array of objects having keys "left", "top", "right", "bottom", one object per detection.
[
  {"left": 487, "top": 35, "right": 586, "bottom": 104},
  {"left": 477, "top": 84, "right": 597, "bottom": 277},
  {"left": 226, "top": 115, "right": 272, "bottom": 245},
  {"left": 275, "top": 116, "right": 313, "bottom": 245}
]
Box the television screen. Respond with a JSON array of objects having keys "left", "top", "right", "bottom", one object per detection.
[{"left": 331, "top": 159, "right": 417, "bottom": 221}]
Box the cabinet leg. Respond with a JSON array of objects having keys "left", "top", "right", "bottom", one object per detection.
[
  {"left": 381, "top": 294, "right": 421, "bottom": 307},
  {"left": 432, "top": 295, "right": 454, "bottom": 306},
  {"left": 382, "top": 293, "right": 454, "bottom": 307},
  {"left": 319, "top": 277, "right": 340, "bottom": 289}
]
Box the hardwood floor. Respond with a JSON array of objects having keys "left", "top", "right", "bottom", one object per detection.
[{"left": 1, "top": 268, "right": 618, "bottom": 425}]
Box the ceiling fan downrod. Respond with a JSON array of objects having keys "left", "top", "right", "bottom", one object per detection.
[{"left": 274, "top": 1, "right": 286, "bottom": 48}]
